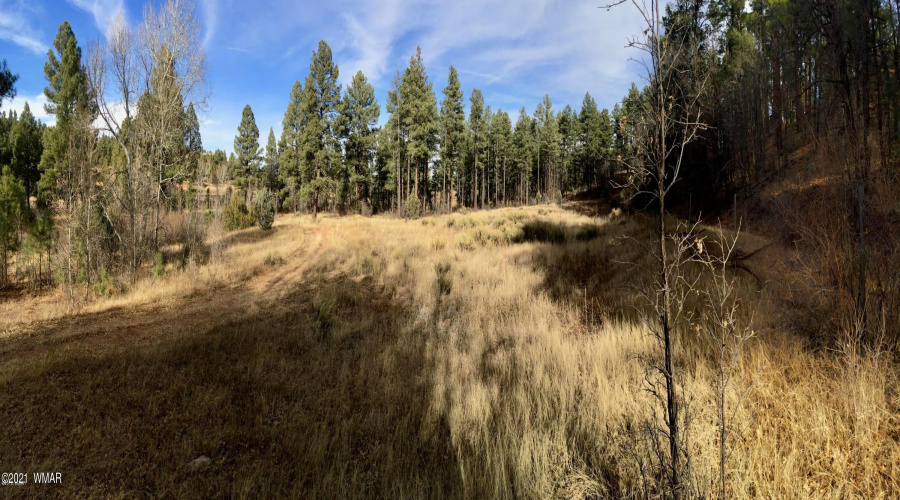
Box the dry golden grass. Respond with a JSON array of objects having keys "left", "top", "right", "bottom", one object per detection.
[{"left": 0, "top": 205, "right": 897, "bottom": 497}]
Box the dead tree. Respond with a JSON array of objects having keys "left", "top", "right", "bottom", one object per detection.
[{"left": 604, "top": 0, "right": 709, "bottom": 495}]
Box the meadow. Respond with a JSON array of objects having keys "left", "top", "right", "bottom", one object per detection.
[{"left": 0, "top": 204, "right": 897, "bottom": 498}]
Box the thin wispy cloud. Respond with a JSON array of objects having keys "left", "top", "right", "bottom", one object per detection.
[
  {"left": 66, "top": 0, "right": 125, "bottom": 33},
  {"left": 201, "top": 0, "right": 216, "bottom": 48},
  {"left": 0, "top": 6, "right": 48, "bottom": 55},
  {"left": 225, "top": 46, "right": 252, "bottom": 54}
]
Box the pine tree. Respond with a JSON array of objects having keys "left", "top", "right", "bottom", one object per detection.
[
  {"left": 558, "top": 104, "right": 579, "bottom": 196},
  {"left": 492, "top": 109, "right": 512, "bottom": 205},
  {"left": 233, "top": 104, "right": 260, "bottom": 187},
  {"left": 484, "top": 104, "right": 493, "bottom": 206},
  {"left": 299, "top": 40, "right": 341, "bottom": 220},
  {"left": 339, "top": 70, "right": 379, "bottom": 213},
  {"left": 468, "top": 89, "right": 484, "bottom": 209},
  {"left": 534, "top": 95, "right": 560, "bottom": 202},
  {"left": 9, "top": 102, "right": 44, "bottom": 204},
  {"left": 0, "top": 166, "right": 25, "bottom": 284},
  {"left": 255, "top": 188, "right": 274, "bottom": 229},
  {"left": 385, "top": 72, "right": 405, "bottom": 215},
  {"left": 38, "top": 21, "right": 92, "bottom": 204},
  {"left": 512, "top": 108, "right": 534, "bottom": 204},
  {"left": 439, "top": 66, "right": 464, "bottom": 212},
  {"left": 400, "top": 47, "right": 438, "bottom": 213},
  {"left": 279, "top": 79, "right": 304, "bottom": 211},
  {"left": 0, "top": 59, "right": 17, "bottom": 107},
  {"left": 183, "top": 102, "right": 202, "bottom": 180},
  {"left": 263, "top": 128, "right": 280, "bottom": 196}
]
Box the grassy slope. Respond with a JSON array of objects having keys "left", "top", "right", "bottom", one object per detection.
[{"left": 0, "top": 205, "right": 898, "bottom": 498}]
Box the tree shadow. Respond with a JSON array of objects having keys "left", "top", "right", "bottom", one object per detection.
[
  {"left": 0, "top": 269, "right": 463, "bottom": 498},
  {"left": 215, "top": 225, "right": 279, "bottom": 248},
  {"left": 525, "top": 216, "right": 653, "bottom": 327}
]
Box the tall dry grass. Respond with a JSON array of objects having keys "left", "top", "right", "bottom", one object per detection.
[{"left": 0, "top": 205, "right": 897, "bottom": 497}]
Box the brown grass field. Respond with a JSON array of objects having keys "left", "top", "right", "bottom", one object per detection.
[{"left": 1, "top": 204, "right": 898, "bottom": 497}]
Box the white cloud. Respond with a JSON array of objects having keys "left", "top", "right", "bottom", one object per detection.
[
  {"left": 0, "top": 6, "right": 48, "bottom": 55},
  {"left": 201, "top": 0, "right": 217, "bottom": 49},
  {"left": 4, "top": 93, "right": 55, "bottom": 126},
  {"left": 333, "top": 0, "right": 644, "bottom": 107},
  {"left": 66, "top": 0, "right": 125, "bottom": 33}
]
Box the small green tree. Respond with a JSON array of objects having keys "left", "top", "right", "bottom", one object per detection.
[
  {"left": 404, "top": 193, "right": 421, "bottom": 219},
  {"left": 222, "top": 192, "right": 254, "bottom": 231},
  {"left": 255, "top": 189, "right": 275, "bottom": 230},
  {"left": 0, "top": 166, "right": 26, "bottom": 284}
]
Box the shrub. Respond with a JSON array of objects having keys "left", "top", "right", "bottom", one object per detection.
[
  {"left": 264, "top": 252, "right": 285, "bottom": 266},
  {"left": 255, "top": 189, "right": 275, "bottom": 230},
  {"left": 435, "top": 261, "right": 453, "bottom": 295},
  {"left": 575, "top": 224, "right": 601, "bottom": 242},
  {"left": 503, "top": 225, "right": 525, "bottom": 244},
  {"left": 222, "top": 194, "right": 255, "bottom": 231},
  {"left": 458, "top": 217, "right": 476, "bottom": 228},
  {"left": 456, "top": 233, "right": 476, "bottom": 251},
  {"left": 404, "top": 194, "right": 421, "bottom": 219},
  {"left": 153, "top": 252, "right": 165, "bottom": 277},
  {"left": 94, "top": 268, "right": 114, "bottom": 297},
  {"left": 522, "top": 220, "right": 566, "bottom": 244}
]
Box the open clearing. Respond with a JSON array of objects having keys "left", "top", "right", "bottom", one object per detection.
[{"left": 1, "top": 205, "right": 898, "bottom": 498}]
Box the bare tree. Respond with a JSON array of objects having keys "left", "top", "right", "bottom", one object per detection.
[
  {"left": 604, "top": 0, "right": 709, "bottom": 495},
  {"left": 87, "top": 0, "right": 208, "bottom": 278},
  {"left": 694, "top": 225, "right": 756, "bottom": 498}
]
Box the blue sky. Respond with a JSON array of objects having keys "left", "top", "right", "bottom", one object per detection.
[{"left": 1, "top": 0, "right": 645, "bottom": 152}]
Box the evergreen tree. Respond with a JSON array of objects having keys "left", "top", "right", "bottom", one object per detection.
[
  {"left": 385, "top": 71, "right": 405, "bottom": 215},
  {"left": 338, "top": 70, "right": 379, "bottom": 213},
  {"left": 38, "top": 21, "right": 92, "bottom": 204},
  {"left": 492, "top": 109, "right": 512, "bottom": 205},
  {"left": 439, "top": 66, "right": 464, "bottom": 212},
  {"left": 278, "top": 79, "right": 304, "bottom": 211},
  {"left": 233, "top": 104, "right": 260, "bottom": 186},
  {"left": 263, "top": 128, "right": 280, "bottom": 195},
  {"left": 558, "top": 104, "right": 579, "bottom": 195},
  {"left": 468, "top": 88, "right": 484, "bottom": 209},
  {"left": 0, "top": 166, "right": 25, "bottom": 284},
  {"left": 534, "top": 95, "right": 560, "bottom": 201},
  {"left": 299, "top": 40, "right": 341, "bottom": 220},
  {"left": 484, "top": 104, "right": 493, "bottom": 206},
  {"left": 255, "top": 188, "right": 275, "bottom": 229},
  {"left": 9, "top": 102, "right": 44, "bottom": 204},
  {"left": 183, "top": 102, "right": 202, "bottom": 180},
  {"left": 512, "top": 108, "right": 534, "bottom": 204},
  {"left": 0, "top": 59, "right": 17, "bottom": 107},
  {"left": 399, "top": 47, "right": 438, "bottom": 213}
]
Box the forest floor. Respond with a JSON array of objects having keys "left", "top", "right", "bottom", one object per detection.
[{"left": 0, "top": 204, "right": 898, "bottom": 497}]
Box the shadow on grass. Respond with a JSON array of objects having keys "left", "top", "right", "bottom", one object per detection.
[
  {"left": 0, "top": 272, "right": 462, "bottom": 498},
  {"left": 527, "top": 215, "right": 655, "bottom": 326},
  {"left": 216, "top": 225, "right": 279, "bottom": 248}
]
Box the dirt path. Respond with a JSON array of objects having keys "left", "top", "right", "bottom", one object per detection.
[{"left": 0, "top": 225, "right": 331, "bottom": 370}]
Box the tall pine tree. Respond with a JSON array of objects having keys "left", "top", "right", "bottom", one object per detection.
[
  {"left": 339, "top": 70, "right": 379, "bottom": 213},
  {"left": 299, "top": 40, "right": 341, "bottom": 220},
  {"left": 233, "top": 104, "right": 260, "bottom": 189},
  {"left": 468, "top": 89, "right": 484, "bottom": 209},
  {"left": 439, "top": 65, "right": 464, "bottom": 212},
  {"left": 278, "top": 79, "right": 304, "bottom": 211}
]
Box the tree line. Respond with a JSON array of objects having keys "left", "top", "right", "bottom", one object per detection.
[{"left": 230, "top": 44, "right": 621, "bottom": 218}]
